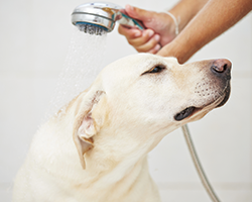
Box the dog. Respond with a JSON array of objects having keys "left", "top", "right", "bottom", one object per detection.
[{"left": 12, "top": 54, "right": 231, "bottom": 202}]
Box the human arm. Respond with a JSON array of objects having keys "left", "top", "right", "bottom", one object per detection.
[
  {"left": 118, "top": 0, "right": 209, "bottom": 53},
  {"left": 158, "top": 0, "right": 252, "bottom": 63}
]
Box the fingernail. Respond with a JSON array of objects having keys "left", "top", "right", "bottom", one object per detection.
[
  {"left": 148, "top": 30, "right": 154, "bottom": 37},
  {"left": 154, "top": 34, "right": 160, "bottom": 41},
  {"left": 126, "top": 4, "right": 134, "bottom": 12},
  {"left": 134, "top": 31, "right": 142, "bottom": 37},
  {"left": 154, "top": 44, "right": 161, "bottom": 51}
]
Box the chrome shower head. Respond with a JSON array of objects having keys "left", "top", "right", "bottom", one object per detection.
[{"left": 71, "top": 2, "right": 144, "bottom": 35}]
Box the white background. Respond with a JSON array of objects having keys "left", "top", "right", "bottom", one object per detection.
[{"left": 0, "top": 0, "right": 251, "bottom": 201}]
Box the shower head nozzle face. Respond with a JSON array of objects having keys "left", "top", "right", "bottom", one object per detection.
[
  {"left": 71, "top": 2, "right": 122, "bottom": 34},
  {"left": 76, "top": 22, "right": 108, "bottom": 35}
]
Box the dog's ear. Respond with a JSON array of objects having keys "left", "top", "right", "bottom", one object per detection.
[{"left": 73, "top": 89, "right": 106, "bottom": 169}]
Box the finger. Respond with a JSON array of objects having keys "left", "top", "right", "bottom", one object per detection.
[
  {"left": 128, "top": 29, "right": 154, "bottom": 47},
  {"left": 125, "top": 4, "right": 152, "bottom": 22},
  {"left": 118, "top": 25, "right": 142, "bottom": 39},
  {"left": 136, "top": 34, "right": 160, "bottom": 52},
  {"left": 148, "top": 44, "right": 161, "bottom": 54}
]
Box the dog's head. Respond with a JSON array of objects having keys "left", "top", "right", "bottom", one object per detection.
[{"left": 71, "top": 54, "right": 231, "bottom": 169}]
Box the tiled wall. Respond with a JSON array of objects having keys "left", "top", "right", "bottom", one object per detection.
[{"left": 0, "top": 0, "right": 251, "bottom": 201}]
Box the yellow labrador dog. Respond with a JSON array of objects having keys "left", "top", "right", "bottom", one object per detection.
[{"left": 13, "top": 54, "right": 231, "bottom": 202}]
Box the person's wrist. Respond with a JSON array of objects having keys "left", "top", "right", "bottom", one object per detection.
[
  {"left": 156, "top": 11, "right": 179, "bottom": 47},
  {"left": 164, "top": 11, "right": 179, "bottom": 36}
]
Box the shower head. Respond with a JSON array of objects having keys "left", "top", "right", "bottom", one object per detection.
[{"left": 71, "top": 2, "right": 144, "bottom": 35}]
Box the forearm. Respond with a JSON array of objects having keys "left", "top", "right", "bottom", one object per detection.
[
  {"left": 168, "top": 0, "right": 209, "bottom": 32},
  {"left": 160, "top": 0, "right": 252, "bottom": 63}
]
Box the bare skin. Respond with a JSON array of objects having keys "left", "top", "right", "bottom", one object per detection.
[
  {"left": 118, "top": 0, "right": 252, "bottom": 63},
  {"left": 118, "top": 0, "right": 209, "bottom": 54}
]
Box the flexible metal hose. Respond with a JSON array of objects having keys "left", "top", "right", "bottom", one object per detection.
[{"left": 181, "top": 124, "right": 221, "bottom": 202}]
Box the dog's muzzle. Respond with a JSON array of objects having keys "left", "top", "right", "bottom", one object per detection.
[{"left": 174, "top": 59, "right": 232, "bottom": 121}]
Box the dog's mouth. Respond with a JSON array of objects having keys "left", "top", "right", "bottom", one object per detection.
[
  {"left": 174, "top": 106, "right": 200, "bottom": 121},
  {"left": 215, "top": 85, "right": 231, "bottom": 108},
  {"left": 174, "top": 84, "right": 231, "bottom": 121}
]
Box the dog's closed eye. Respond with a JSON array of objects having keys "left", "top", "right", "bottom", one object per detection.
[{"left": 141, "top": 65, "right": 166, "bottom": 75}]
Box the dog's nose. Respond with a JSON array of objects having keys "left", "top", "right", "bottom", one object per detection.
[{"left": 211, "top": 59, "right": 232, "bottom": 79}]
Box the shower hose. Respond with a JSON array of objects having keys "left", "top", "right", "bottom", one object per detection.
[{"left": 182, "top": 124, "right": 221, "bottom": 202}]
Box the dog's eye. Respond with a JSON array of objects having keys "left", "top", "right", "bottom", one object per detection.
[
  {"left": 150, "top": 66, "right": 164, "bottom": 73},
  {"left": 142, "top": 65, "right": 166, "bottom": 75}
]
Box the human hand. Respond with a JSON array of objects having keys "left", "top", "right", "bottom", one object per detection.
[{"left": 118, "top": 5, "right": 178, "bottom": 54}]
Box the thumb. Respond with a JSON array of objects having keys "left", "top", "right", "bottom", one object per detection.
[{"left": 125, "top": 5, "right": 152, "bottom": 22}]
